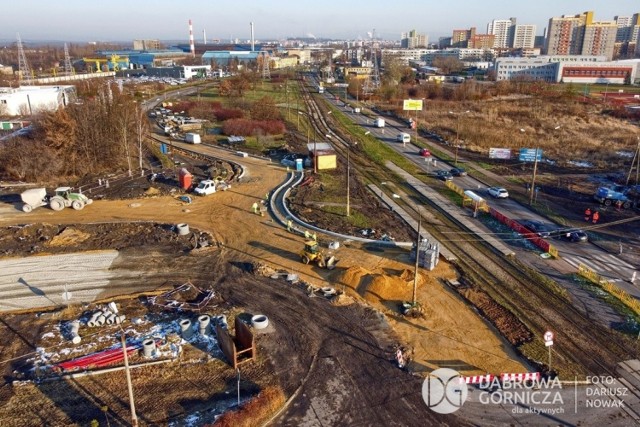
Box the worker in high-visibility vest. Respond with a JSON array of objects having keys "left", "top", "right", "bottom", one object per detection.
[
  {"left": 592, "top": 211, "right": 600, "bottom": 224},
  {"left": 584, "top": 207, "right": 592, "bottom": 222}
]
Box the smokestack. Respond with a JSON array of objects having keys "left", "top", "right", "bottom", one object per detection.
[
  {"left": 250, "top": 22, "right": 255, "bottom": 52},
  {"left": 189, "top": 19, "right": 195, "bottom": 57},
  {"left": 203, "top": 29, "right": 207, "bottom": 45}
]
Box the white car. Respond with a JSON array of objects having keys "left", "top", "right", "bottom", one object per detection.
[
  {"left": 488, "top": 187, "right": 509, "bottom": 198},
  {"left": 194, "top": 179, "right": 230, "bottom": 196}
]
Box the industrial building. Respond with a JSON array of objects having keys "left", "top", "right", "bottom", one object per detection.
[
  {"left": 0, "top": 85, "right": 76, "bottom": 116},
  {"left": 494, "top": 56, "right": 639, "bottom": 84},
  {"left": 146, "top": 65, "right": 211, "bottom": 79}
]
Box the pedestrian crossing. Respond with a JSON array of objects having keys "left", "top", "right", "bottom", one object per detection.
[{"left": 562, "top": 253, "right": 637, "bottom": 283}]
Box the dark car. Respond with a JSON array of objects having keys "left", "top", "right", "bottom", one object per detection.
[
  {"left": 450, "top": 167, "right": 467, "bottom": 177},
  {"left": 435, "top": 170, "right": 453, "bottom": 181},
  {"left": 521, "top": 220, "right": 556, "bottom": 238},
  {"left": 551, "top": 228, "right": 588, "bottom": 242}
]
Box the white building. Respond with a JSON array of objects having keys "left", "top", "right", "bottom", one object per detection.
[
  {"left": 0, "top": 85, "right": 76, "bottom": 116},
  {"left": 487, "top": 18, "right": 516, "bottom": 48},
  {"left": 494, "top": 56, "right": 638, "bottom": 84},
  {"left": 512, "top": 25, "right": 537, "bottom": 49}
]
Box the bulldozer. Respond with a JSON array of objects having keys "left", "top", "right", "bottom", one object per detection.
[{"left": 299, "top": 240, "right": 337, "bottom": 269}]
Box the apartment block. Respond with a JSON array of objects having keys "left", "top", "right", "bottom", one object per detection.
[
  {"left": 545, "top": 11, "right": 616, "bottom": 60},
  {"left": 401, "top": 30, "right": 428, "bottom": 49},
  {"left": 487, "top": 18, "right": 516, "bottom": 48}
]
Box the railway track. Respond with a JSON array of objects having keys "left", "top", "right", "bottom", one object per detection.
[{"left": 297, "top": 79, "right": 638, "bottom": 382}]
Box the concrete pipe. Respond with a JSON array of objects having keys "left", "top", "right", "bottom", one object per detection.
[
  {"left": 95, "top": 315, "right": 106, "bottom": 326},
  {"left": 105, "top": 314, "right": 116, "bottom": 325},
  {"left": 176, "top": 223, "right": 190, "bottom": 236},
  {"left": 115, "top": 315, "right": 126, "bottom": 325},
  {"left": 321, "top": 287, "right": 337, "bottom": 297},
  {"left": 108, "top": 301, "right": 119, "bottom": 314},
  {"left": 142, "top": 339, "right": 156, "bottom": 358},
  {"left": 179, "top": 319, "right": 193, "bottom": 339},
  {"left": 286, "top": 273, "right": 299, "bottom": 282},
  {"left": 251, "top": 315, "right": 269, "bottom": 330},
  {"left": 198, "top": 315, "right": 211, "bottom": 335},
  {"left": 70, "top": 320, "right": 81, "bottom": 345},
  {"left": 88, "top": 311, "right": 102, "bottom": 327},
  {"left": 216, "top": 314, "right": 228, "bottom": 329}
]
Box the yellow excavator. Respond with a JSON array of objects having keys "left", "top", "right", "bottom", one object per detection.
[{"left": 300, "top": 241, "right": 337, "bottom": 269}]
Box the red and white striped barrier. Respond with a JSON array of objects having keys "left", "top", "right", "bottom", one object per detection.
[
  {"left": 460, "top": 372, "right": 541, "bottom": 384},
  {"left": 501, "top": 372, "right": 541, "bottom": 382},
  {"left": 462, "top": 374, "right": 494, "bottom": 384}
]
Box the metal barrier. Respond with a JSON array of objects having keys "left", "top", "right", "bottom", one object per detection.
[{"left": 578, "top": 264, "right": 640, "bottom": 315}]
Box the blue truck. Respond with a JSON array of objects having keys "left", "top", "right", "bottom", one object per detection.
[{"left": 594, "top": 186, "right": 631, "bottom": 209}]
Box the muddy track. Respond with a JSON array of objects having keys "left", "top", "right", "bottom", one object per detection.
[{"left": 207, "top": 259, "right": 465, "bottom": 426}]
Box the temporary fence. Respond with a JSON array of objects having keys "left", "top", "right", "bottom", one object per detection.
[
  {"left": 489, "top": 207, "right": 558, "bottom": 258},
  {"left": 578, "top": 264, "right": 640, "bottom": 316}
]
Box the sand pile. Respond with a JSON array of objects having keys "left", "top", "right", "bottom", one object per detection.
[
  {"left": 334, "top": 266, "right": 426, "bottom": 304},
  {"left": 47, "top": 227, "right": 91, "bottom": 247}
]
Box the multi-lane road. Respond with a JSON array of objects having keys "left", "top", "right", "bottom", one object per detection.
[{"left": 321, "top": 86, "right": 640, "bottom": 298}]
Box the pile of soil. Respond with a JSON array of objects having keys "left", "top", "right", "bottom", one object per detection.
[
  {"left": 459, "top": 286, "right": 533, "bottom": 346},
  {"left": 0, "top": 223, "right": 212, "bottom": 257}
]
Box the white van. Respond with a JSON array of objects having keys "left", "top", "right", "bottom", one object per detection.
[
  {"left": 184, "top": 133, "right": 201, "bottom": 144},
  {"left": 396, "top": 133, "right": 410, "bottom": 144},
  {"left": 375, "top": 117, "right": 385, "bottom": 128}
]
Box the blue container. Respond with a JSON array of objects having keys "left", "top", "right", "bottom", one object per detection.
[
  {"left": 160, "top": 143, "right": 168, "bottom": 154},
  {"left": 295, "top": 158, "right": 303, "bottom": 171}
]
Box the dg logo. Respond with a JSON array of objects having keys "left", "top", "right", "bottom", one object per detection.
[{"left": 422, "top": 368, "right": 469, "bottom": 414}]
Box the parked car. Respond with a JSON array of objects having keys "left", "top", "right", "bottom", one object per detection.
[
  {"left": 435, "top": 170, "right": 453, "bottom": 181},
  {"left": 419, "top": 148, "right": 431, "bottom": 157},
  {"left": 521, "top": 220, "right": 556, "bottom": 238},
  {"left": 488, "top": 187, "right": 509, "bottom": 198},
  {"left": 450, "top": 167, "right": 467, "bottom": 177}
]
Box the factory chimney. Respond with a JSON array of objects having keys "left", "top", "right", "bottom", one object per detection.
[
  {"left": 203, "top": 29, "right": 207, "bottom": 45},
  {"left": 189, "top": 19, "right": 195, "bottom": 57},
  {"left": 250, "top": 22, "right": 255, "bottom": 52}
]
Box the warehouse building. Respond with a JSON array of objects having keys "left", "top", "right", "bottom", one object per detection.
[{"left": 0, "top": 85, "right": 76, "bottom": 116}]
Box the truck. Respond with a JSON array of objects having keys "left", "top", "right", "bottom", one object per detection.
[
  {"left": 375, "top": 117, "right": 385, "bottom": 128},
  {"left": 396, "top": 133, "right": 411, "bottom": 144},
  {"left": 594, "top": 186, "right": 631, "bottom": 208},
  {"left": 184, "top": 133, "right": 201, "bottom": 144}
]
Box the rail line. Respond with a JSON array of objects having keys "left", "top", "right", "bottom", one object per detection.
[{"left": 298, "top": 79, "right": 638, "bottom": 384}]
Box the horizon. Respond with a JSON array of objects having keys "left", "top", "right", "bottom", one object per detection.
[{"left": 2, "top": 1, "right": 639, "bottom": 45}]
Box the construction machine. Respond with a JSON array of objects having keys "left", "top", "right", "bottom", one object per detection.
[
  {"left": 299, "top": 240, "right": 337, "bottom": 269},
  {"left": 49, "top": 187, "right": 93, "bottom": 211}
]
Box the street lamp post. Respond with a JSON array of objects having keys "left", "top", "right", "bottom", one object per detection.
[{"left": 449, "top": 110, "right": 470, "bottom": 165}]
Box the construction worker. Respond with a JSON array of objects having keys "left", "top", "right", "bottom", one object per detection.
[
  {"left": 251, "top": 202, "right": 259, "bottom": 214},
  {"left": 287, "top": 219, "right": 293, "bottom": 232},
  {"left": 584, "top": 207, "right": 592, "bottom": 222},
  {"left": 615, "top": 200, "right": 623, "bottom": 211},
  {"left": 304, "top": 230, "right": 310, "bottom": 239},
  {"left": 312, "top": 232, "right": 317, "bottom": 242},
  {"left": 592, "top": 210, "right": 600, "bottom": 224},
  {"left": 265, "top": 192, "right": 270, "bottom": 202}
]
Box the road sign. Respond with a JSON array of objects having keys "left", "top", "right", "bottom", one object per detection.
[
  {"left": 544, "top": 331, "right": 554, "bottom": 347},
  {"left": 403, "top": 99, "right": 423, "bottom": 111},
  {"left": 489, "top": 148, "right": 512, "bottom": 159},
  {"left": 519, "top": 148, "right": 543, "bottom": 162}
]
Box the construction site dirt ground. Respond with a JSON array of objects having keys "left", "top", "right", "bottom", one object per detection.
[{"left": 0, "top": 156, "right": 525, "bottom": 424}]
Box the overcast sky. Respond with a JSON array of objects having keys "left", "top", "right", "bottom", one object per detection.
[{"left": 2, "top": 0, "right": 639, "bottom": 43}]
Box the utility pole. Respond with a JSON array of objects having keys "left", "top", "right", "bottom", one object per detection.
[
  {"left": 529, "top": 148, "right": 539, "bottom": 205},
  {"left": 625, "top": 137, "right": 640, "bottom": 186},
  {"left": 346, "top": 146, "right": 350, "bottom": 217},
  {"left": 120, "top": 331, "right": 138, "bottom": 427},
  {"left": 412, "top": 213, "right": 421, "bottom": 305}
]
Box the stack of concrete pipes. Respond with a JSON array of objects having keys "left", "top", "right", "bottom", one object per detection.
[{"left": 86, "top": 304, "right": 126, "bottom": 328}]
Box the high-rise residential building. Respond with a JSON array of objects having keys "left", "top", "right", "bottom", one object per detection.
[
  {"left": 487, "top": 18, "right": 516, "bottom": 48},
  {"left": 545, "top": 11, "right": 616, "bottom": 60},
  {"left": 615, "top": 15, "right": 634, "bottom": 42},
  {"left": 452, "top": 27, "right": 476, "bottom": 47},
  {"left": 512, "top": 25, "right": 537, "bottom": 48},
  {"left": 401, "top": 30, "right": 428, "bottom": 48}
]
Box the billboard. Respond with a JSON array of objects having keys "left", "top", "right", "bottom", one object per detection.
[
  {"left": 519, "top": 148, "right": 543, "bottom": 162},
  {"left": 403, "top": 99, "right": 423, "bottom": 111},
  {"left": 489, "top": 148, "right": 512, "bottom": 159}
]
